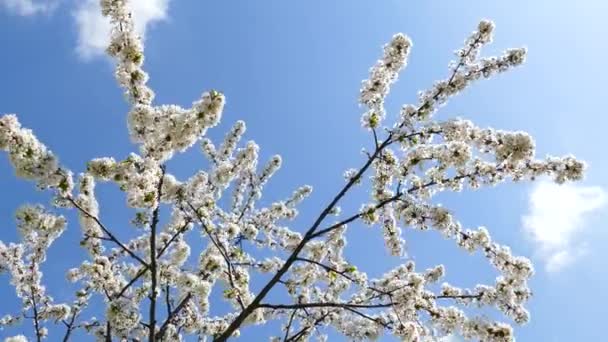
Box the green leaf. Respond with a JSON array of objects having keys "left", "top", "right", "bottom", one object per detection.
[
  {"left": 345, "top": 265, "right": 357, "bottom": 273},
  {"left": 144, "top": 192, "right": 155, "bottom": 203},
  {"left": 223, "top": 289, "right": 236, "bottom": 299}
]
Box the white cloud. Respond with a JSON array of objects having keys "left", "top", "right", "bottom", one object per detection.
[
  {"left": 440, "top": 335, "right": 461, "bottom": 342},
  {"left": 74, "top": 0, "right": 170, "bottom": 59},
  {"left": 522, "top": 181, "right": 606, "bottom": 272},
  {"left": 0, "top": 0, "right": 55, "bottom": 16}
]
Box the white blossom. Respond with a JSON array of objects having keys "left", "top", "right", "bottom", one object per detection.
[{"left": 4, "top": 336, "right": 28, "bottom": 342}]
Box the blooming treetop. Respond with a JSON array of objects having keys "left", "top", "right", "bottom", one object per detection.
[{"left": 0, "top": 1, "right": 585, "bottom": 341}]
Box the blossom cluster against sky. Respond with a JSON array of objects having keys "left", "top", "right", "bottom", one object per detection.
[{"left": 1, "top": 0, "right": 607, "bottom": 340}]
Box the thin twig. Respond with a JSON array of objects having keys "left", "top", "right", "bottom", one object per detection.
[
  {"left": 185, "top": 202, "right": 246, "bottom": 310},
  {"left": 283, "top": 309, "right": 298, "bottom": 342},
  {"left": 68, "top": 197, "right": 149, "bottom": 267},
  {"left": 62, "top": 309, "right": 78, "bottom": 342},
  {"left": 31, "top": 286, "right": 42, "bottom": 342},
  {"left": 156, "top": 293, "right": 192, "bottom": 339}
]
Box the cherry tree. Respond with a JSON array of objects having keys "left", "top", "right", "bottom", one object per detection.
[{"left": 0, "top": 1, "right": 585, "bottom": 341}]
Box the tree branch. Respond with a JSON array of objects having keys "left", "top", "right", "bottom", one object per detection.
[
  {"left": 282, "top": 309, "right": 298, "bottom": 342},
  {"left": 165, "top": 284, "right": 172, "bottom": 317},
  {"left": 148, "top": 165, "right": 165, "bottom": 342},
  {"left": 68, "top": 197, "right": 149, "bottom": 267},
  {"left": 62, "top": 309, "right": 78, "bottom": 342},
  {"left": 285, "top": 312, "right": 331, "bottom": 342},
  {"left": 105, "top": 321, "right": 112, "bottom": 342},
  {"left": 214, "top": 137, "right": 390, "bottom": 341},
  {"left": 30, "top": 286, "right": 42, "bottom": 342},
  {"left": 114, "top": 220, "right": 192, "bottom": 300},
  {"left": 155, "top": 293, "right": 192, "bottom": 340},
  {"left": 185, "top": 202, "right": 246, "bottom": 310},
  {"left": 260, "top": 301, "right": 394, "bottom": 311}
]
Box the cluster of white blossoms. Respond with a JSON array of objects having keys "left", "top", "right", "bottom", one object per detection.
[
  {"left": 0, "top": 1, "right": 586, "bottom": 341},
  {"left": 0, "top": 115, "right": 73, "bottom": 197},
  {"left": 3, "top": 336, "right": 27, "bottom": 342},
  {"left": 360, "top": 33, "right": 412, "bottom": 130},
  {"left": 127, "top": 91, "right": 226, "bottom": 162},
  {"left": 103, "top": 0, "right": 225, "bottom": 163},
  {"left": 86, "top": 154, "right": 163, "bottom": 208},
  {"left": 0, "top": 206, "right": 71, "bottom": 341}
]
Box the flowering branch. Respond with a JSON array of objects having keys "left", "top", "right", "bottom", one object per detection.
[
  {"left": 67, "top": 197, "right": 149, "bottom": 267},
  {"left": 0, "top": 2, "right": 586, "bottom": 341}
]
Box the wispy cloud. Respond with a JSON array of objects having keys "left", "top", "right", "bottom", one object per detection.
[
  {"left": 0, "top": 0, "right": 55, "bottom": 16},
  {"left": 74, "top": 0, "right": 170, "bottom": 59},
  {"left": 441, "top": 335, "right": 462, "bottom": 342},
  {"left": 522, "top": 181, "right": 606, "bottom": 272}
]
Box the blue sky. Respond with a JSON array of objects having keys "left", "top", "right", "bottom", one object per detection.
[{"left": 1, "top": 0, "right": 607, "bottom": 340}]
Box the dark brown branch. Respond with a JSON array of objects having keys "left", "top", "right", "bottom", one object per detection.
[
  {"left": 105, "top": 321, "right": 112, "bottom": 342},
  {"left": 114, "top": 220, "right": 191, "bottom": 300},
  {"left": 115, "top": 267, "right": 148, "bottom": 299},
  {"left": 436, "top": 294, "right": 483, "bottom": 300},
  {"left": 236, "top": 173, "right": 256, "bottom": 222},
  {"left": 343, "top": 307, "right": 391, "bottom": 329},
  {"left": 165, "top": 285, "right": 172, "bottom": 317},
  {"left": 148, "top": 165, "right": 166, "bottom": 342},
  {"left": 157, "top": 220, "right": 192, "bottom": 257},
  {"left": 62, "top": 309, "right": 78, "bottom": 342},
  {"left": 372, "top": 127, "right": 380, "bottom": 150},
  {"left": 285, "top": 312, "right": 331, "bottom": 342},
  {"left": 214, "top": 138, "right": 390, "bottom": 342},
  {"left": 311, "top": 167, "right": 503, "bottom": 241},
  {"left": 309, "top": 191, "right": 403, "bottom": 239},
  {"left": 68, "top": 197, "right": 149, "bottom": 267},
  {"left": 155, "top": 293, "right": 192, "bottom": 340},
  {"left": 264, "top": 296, "right": 471, "bottom": 333},
  {"left": 260, "top": 302, "right": 394, "bottom": 310},
  {"left": 185, "top": 202, "right": 246, "bottom": 310},
  {"left": 83, "top": 234, "right": 113, "bottom": 241},
  {"left": 294, "top": 257, "right": 391, "bottom": 299},
  {"left": 283, "top": 309, "right": 298, "bottom": 342},
  {"left": 392, "top": 31, "right": 484, "bottom": 134},
  {"left": 31, "top": 286, "right": 42, "bottom": 342}
]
